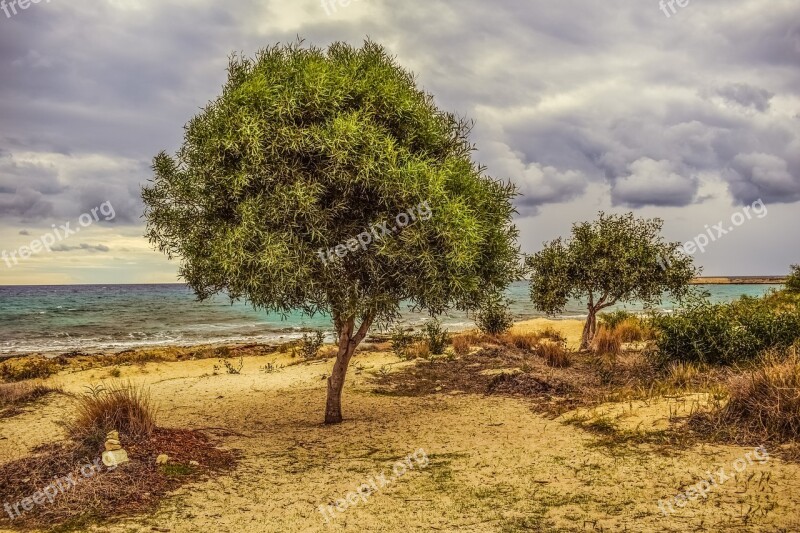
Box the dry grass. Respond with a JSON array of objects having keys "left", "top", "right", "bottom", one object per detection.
[
  {"left": 666, "top": 361, "right": 702, "bottom": 389},
  {"left": 616, "top": 318, "right": 645, "bottom": 343},
  {"left": 537, "top": 342, "right": 572, "bottom": 368},
  {"left": 533, "top": 326, "right": 567, "bottom": 344},
  {"left": 451, "top": 335, "right": 472, "bottom": 356},
  {"left": 65, "top": 382, "right": 157, "bottom": 451},
  {"left": 497, "top": 332, "right": 539, "bottom": 352},
  {"left": 0, "top": 428, "right": 236, "bottom": 531},
  {"left": 697, "top": 352, "right": 800, "bottom": 443},
  {"left": 408, "top": 340, "right": 431, "bottom": 359},
  {"left": 0, "top": 381, "right": 63, "bottom": 418},
  {"left": 591, "top": 326, "right": 622, "bottom": 356}
]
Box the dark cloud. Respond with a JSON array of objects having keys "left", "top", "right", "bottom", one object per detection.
[
  {"left": 0, "top": 0, "right": 797, "bottom": 252},
  {"left": 50, "top": 243, "right": 110, "bottom": 253},
  {"left": 715, "top": 83, "right": 774, "bottom": 112},
  {"left": 18, "top": 229, "right": 29, "bottom": 235}
]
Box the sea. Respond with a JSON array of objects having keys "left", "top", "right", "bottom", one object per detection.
[{"left": 0, "top": 282, "right": 782, "bottom": 356}]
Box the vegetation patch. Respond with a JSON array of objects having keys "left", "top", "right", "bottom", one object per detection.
[
  {"left": 0, "top": 381, "right": 63, "bottom": 419},
  {"left": 0, "top": 428, "right": 236, "bottom": 531}
]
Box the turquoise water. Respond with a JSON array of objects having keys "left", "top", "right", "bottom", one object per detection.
[{"left": 0, "top": 282, "right": 781, "bottom": 355}]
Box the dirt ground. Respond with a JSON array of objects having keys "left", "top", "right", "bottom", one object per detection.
[{"left": 1, "top": 318, "right": 799, "bottom": 532}]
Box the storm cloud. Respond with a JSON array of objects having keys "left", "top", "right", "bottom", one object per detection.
[{"left": 0, "top": 0, "right": 797, "bottom": 279}]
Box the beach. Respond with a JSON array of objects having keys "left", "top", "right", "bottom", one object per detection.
[{"left": 2, "top": 318, "right": 799, "bottom": 532}]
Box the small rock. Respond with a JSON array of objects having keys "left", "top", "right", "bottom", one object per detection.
[
  {"left": 105, "top": 442, "right": 123, "bottom": 451},
  {"left": 106, "top": 430, "right": 120, "bottom": 440},
  {"left": 102, "top": 449, "right": 129, "bottom": 467},
  {"left": 156, "top": 454, "right": 169, "bottom": 465},
  {"left": 189, "top": 460, "right": 199, "bottom": 466}
]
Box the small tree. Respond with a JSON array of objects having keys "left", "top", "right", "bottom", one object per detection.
[
  {"left": 526, "top": 212, "right": 697, "bottom": 350},
  {"left": 142, "top": 41, "right": 520, "bottom": 424},
  {"left": 786, "top": 265, "right": 800, "bottom": 293}
]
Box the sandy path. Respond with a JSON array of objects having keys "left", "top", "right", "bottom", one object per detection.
[{"left": 1, "top": 347, "right": 799, "bottom": 532}]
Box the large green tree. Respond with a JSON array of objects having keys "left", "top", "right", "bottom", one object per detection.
[
  {"left": 142, "top": 41, "right": 520, "bottom": 424},
  {"left": 526, "top": 212, "right": 697, "bottom": 350}
]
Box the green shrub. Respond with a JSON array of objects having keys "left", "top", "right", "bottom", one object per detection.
[
  {"left": 390, "top": 326, "right": 418, "bottom": 360},
  {"left": 423, "top": 319, "right": 449, "bottom": 355},
  {"left": 296, "top": 331, "right": 325, "bottom": 360},
  {"left": 787, "top": 264, "right": 800, "bottom": 294},
  {"left": 649, "top": 295, "right": 800, "bottom": 366},
  {"left": 0, "top": 357, "right": 60, "bottom": 383},
  {"left": 598, "top": 310, "right": 635, "bottom": 330},
  {"left": 475, "top": 295, "right": 514, "bottom": 335}
]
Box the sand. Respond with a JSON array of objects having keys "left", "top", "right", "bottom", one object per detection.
[{"left": 1, "top": 319, "right": 799, "bottom": 532}]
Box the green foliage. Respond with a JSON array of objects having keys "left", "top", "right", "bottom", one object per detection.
[
  {"left": 649, "top": 295, "right": 800, "bottom": 366},
  {"left": 786, "top": 264, "right": 800, "bottom": 293},
  {"left": 295, "top": 331, "right": 325, "bottom": 360},
  {"left": 527, "top": 212, "right": 697, "bottom": 317},
  {"left": 390, "top": 326, "right": 418, "bottom": 360},
  {"left": 142, "top": 40, "right": 521, "bottom": 332},
  {"left": 475, "top": 294, "right": 514, "bottom": 335},
  {"left": 598, "top": 310, "right": 635, "bottom": 330},
  {"left": 527, "top": 212, "right": 698, "bottom": 348},
  {"left": 423, "top": 319, "right": 449, "bottom": 355}
]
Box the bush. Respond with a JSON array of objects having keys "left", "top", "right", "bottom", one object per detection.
[
  {"left": 296, "top": 331, "right": 325, "bottom": 360},
  {"left": 0, "top": 357, "right": 60, "bottom": 383},
  {"left": 711, "top": 352, "right": 800, "bottom": 441},
  {"left": 591, "top": 326, "right": 622, "bottom": 356},
  {"left": 65, "top": 382, "right": 156, "bottom": 450},
  {"left": 451, "top": 335, "right": 472, "bottom": 356},
  {"left": 598, "top": 310, "right": 635, "bottom": 330},
  {"left": 408, "top": 341, "right": 431, "bottom": 359},
  {"left": 534, "top": 326, "right": 567, "bottom": 344},
  {"left": 214, "top": 357, "right": 243, "bottom": 375},
  {"left": 787, "top": 264, "right": 800, "bottom": 294},
  {"left": 616, "top": 317, "right": 645, "bottom": 343},
  {"left": 390, "top": 326, "right": 418, "bottom": 360},
  {"left": 475, "top": 296, "right": 514, "bottom": 335},
  {"left": 500, "top": 332, "right": 539, "bottom": 352},
  {"left": 649, "top": 295, "right": 800, "bottom": 366},
  {"left": 537, "top": 341, "right": 571, "bottom": 368},
  {"left": 0, "top": 381, "right": 61, "bottom": 412},
  {"left": 423, "top": 319, "right": 449, "bottom": 355}
]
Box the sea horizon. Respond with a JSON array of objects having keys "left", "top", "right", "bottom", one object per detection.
[{"left": 0, "top": 282, "right": 783, "bottom": 357}]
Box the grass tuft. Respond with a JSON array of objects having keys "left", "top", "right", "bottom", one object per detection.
[
  {"left": 591, "top": 326, "right": 622, "bottom": 356},
  {"left": 64, "top": 382, "right": 156, "bottom": 451}
]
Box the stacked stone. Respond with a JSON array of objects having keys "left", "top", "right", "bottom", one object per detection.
[
  {"left": 105, "top": 430, "right": 122, "bottom": 451},
  {"left": 102, "top": 429, "right": 130, "bottom": 467}
]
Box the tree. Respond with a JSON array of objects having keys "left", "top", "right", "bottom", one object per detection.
[
  {"left": 787, "top": 265, "right": 800, "bottom": 293},
  {"left": 142, "top": 40, "right": 520, "bottom": 424},
  {"left": 526, "top": 212, "right": 697, "bottom": 350}
]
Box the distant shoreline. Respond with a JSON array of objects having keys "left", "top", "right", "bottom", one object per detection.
[{"left": 691, "top": 277, "right": 786, "bottom": 285}]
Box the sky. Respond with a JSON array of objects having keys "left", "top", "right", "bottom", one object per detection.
[{"left": 0, "top": 0, "right": 798, "bottom": 284}]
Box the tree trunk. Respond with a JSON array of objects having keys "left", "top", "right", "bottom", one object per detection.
[
  {"left": 580, "top": 307, "right": 598, "bottom": 351},
  {"left": 324, "top": 313, "right": 375, "bottom": 425}
]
